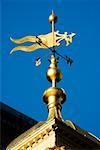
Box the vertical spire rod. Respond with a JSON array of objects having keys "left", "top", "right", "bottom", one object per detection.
[
  {"left": 49, "top": 11, "right": 58, "bottom": 87},
  {"left": 51, "top": 11, "right": 55, "bottom": 55},
  {"left": 49, "top": 11, "right": 57, "bottom": 56},
  {"left": 51, "top": 11, "right": 56, "bottom": 86}
]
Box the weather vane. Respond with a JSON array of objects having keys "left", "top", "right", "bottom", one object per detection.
[{"left": 10, "top": 11, "right": 76, "bottom": 67}]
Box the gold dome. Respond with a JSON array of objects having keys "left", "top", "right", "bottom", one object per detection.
[{"left": 43, "top": 87, "right": 66, "bottom": 105}]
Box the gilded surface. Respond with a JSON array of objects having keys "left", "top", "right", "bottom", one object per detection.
[
  {"left": 10, "top": 31, "right": 75, "bottom": 54},
  {"left": 7, "top": 12, "right": 100, "bottom": 150}
]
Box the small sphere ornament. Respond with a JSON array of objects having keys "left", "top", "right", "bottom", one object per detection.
[
  {"left": 47, "top": 67, "right": 62, "bottom": 82},
  {"left": 49, "top": 12, "right": 57, "bottom": 23}
]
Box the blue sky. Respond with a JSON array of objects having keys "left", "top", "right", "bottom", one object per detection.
[{"left": 1, "top": 0, "right": 100, "bottom": 137}]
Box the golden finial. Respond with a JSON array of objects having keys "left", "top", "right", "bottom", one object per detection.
[
  {"left": 48, "top": 10, "right": 57, "bottom": 23},
  {"left": 46, "top": 55, "right": 62, "bottom": 87},
  {"left": 43, "top": 54, "right": 66, "bottom": 121},
  {"left": 43, "top": 12, "right": 67, "bottom": 121}
]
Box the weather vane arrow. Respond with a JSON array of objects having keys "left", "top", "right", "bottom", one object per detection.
[{"left": 10, "top": 11, "right": 76, "bottom": 66}]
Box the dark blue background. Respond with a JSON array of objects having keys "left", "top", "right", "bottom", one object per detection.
[{"left": 1, "top": 0, "right": 100, "bottom": 137}]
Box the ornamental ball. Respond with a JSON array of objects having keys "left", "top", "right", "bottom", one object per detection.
[
  {"left": 46, "top": 67, "right": 62, "bottom": 82},
  {"left": 49, "top": 14, "right": 57, "bottom": 23}
]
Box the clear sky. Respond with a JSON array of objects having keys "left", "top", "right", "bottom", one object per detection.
[{"left": 1, "top": 0, "right": 100, "bottom": 137}]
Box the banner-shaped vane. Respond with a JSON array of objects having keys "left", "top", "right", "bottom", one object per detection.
[{"left": 10, "top": 31, "right": 76, "bottom": 54}]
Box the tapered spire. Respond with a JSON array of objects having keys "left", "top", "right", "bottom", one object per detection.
[
  {"left": 43, "top": 12, "right": 66, "bottom": 121},
  {"left": 43, "top": 54, "right": 66, "bottom": 121}
]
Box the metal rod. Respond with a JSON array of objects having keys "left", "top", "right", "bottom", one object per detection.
[
  {"left": 51, "top": 11, "right": 55, "bottom": 56},
  {"left": 52, "top": 79, "right": 56, "bottom": 87}
]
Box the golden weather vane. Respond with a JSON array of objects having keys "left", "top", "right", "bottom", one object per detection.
[
  {"left": 10, "top": 11, "right": 76, "bottom": 66},
  {"left": 10, "top": 31, "right": 75, "bottom": 54},
  {"left": 10, "top": 11, "right": 75, "bottom": 53}
]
